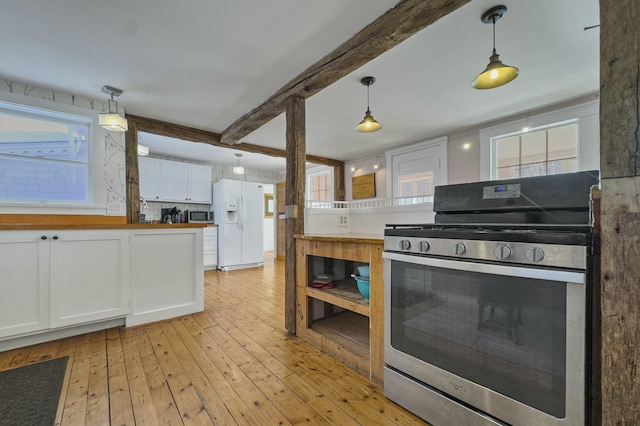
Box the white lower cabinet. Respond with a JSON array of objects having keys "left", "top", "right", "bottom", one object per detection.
[
  {"left": 203, "top": 226, "right": 218, "bottom": 270},
  {"left": 0, "top": 230, "right": 129, "bottom": 339},
  {"left": 49, "top": 231, "right": 129, "bottom": 328},
  {"left": 0, "top": 231, "right": 49, "bottom": 339}
]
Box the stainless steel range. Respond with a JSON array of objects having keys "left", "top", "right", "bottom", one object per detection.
[{"left": 383, "top": 171, "right": 599, "bottom": 426}]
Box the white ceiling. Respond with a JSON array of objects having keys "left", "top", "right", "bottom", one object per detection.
[{"left": 1, "top": 0, "right": 599, "bottom": 173}]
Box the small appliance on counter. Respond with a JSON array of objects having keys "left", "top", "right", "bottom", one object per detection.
[
  {"left": 184, "top": 210, "right": 214, "bottom": 223},
  {"left": 160, "top": 207, "right": 181, "bottom": 224}
]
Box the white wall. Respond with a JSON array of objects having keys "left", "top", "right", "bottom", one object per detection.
[
  {"left": 344, "top": 154, "right": 387, "bottom": 200},
  {"left": 262, "top": 184, "right": 274, "bottom": 251},
  {"left": 341, "top": 94, "right": 600, "bottom": 196},
  {"left": 305, "top": 204, "right": 435, "bottom": 236}
]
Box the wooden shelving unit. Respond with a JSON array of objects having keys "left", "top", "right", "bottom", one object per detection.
[{"left": 295, "top": 234, "right": 384, "bottom": 384}]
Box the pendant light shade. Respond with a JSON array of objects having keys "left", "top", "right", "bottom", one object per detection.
[
  {"left": 99, "top": 85, "right": 129, "bottom": 132},
  {"left": 355, "top": 76, "right": 382, "bottom": 132},
  {"left": 233, "top": 153, "right": 245, "bottom": 175},
  {"left": 472, "top": 5, "right": 519, "bottom": 90}
]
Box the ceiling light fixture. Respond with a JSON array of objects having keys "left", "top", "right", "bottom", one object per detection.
[
  {"left": 355, "top": 76, "right": 382, "bottom": 132},
  {"left": 233, "top": 153, "right": 245, "bottom": 175},
  {"left": 99, "top": 85, "right": 129, "bottom": 132},
  {"left": 471, "top": 5, "right": 519, "bottom": 90},
  {"left": 137, "top": 144, "right": 149, "bottom": 156}
]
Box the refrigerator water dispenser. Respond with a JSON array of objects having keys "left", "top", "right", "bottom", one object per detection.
[{"left": 225, "top": 202, "right": 239, "bottom": 223}]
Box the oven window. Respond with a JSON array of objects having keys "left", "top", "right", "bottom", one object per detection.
[{"left": 390, "top": 260, "right": 567, "bottom": 418}]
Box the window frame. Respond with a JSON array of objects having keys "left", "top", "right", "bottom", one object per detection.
[
  {"left": 492, "top": 120, "right": 578, "bottom": 179},
  {"left": 0, "top": 91, "right": 107, "bottom": 214},
  {"left": 306, "top": 166, "right": 334, "bottom": 202},
  {"left": 479, "top": 99, "right": 600, "bottom": 181}
]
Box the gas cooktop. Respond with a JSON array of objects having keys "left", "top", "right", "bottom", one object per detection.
[{"left": 384, "top": 223, "right": 592, "bottom": 246}]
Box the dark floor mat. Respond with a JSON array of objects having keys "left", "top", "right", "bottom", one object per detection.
[{"left": 0, "top": 356, "right": 68, "bottom": 426}]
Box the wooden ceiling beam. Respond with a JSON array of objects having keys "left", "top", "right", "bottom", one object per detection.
[
  {"left": 127, "top": 114, "right": 343, "bottom": 168},
  {"left": 220, "top": 0, "right": 471, "bottom": 145}
]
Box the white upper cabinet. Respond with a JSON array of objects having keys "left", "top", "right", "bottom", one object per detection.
[
  {"left": 161, "top": 160, "right": 189, "bottom": 201},
  {"left": 139, "top": 156, "right": 162, "bottom": 200},
  {"left": 188, "top": 163, "right": 213, "bottom": 203},
  {"left": 139, "top": 157, "right": 212, "bottom": 204}
]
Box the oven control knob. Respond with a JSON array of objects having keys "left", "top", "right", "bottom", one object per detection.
[
  {"left": 453, "top": 243, "right": 466, "bottom": 256},
  {"left": 494, "top": 244, "right": 512, "bottom": 260},
  {"left": 525, "top": 247, "right": 545, "bottom": 263},
  {"left": 399, "top": 240, "right": 411, "bottom": 250},
  {"left": 418, "top": 241, "right": 430, "bottom": 252}
]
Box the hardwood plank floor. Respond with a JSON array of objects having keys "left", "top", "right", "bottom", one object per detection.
[{"left": 0, "top": 258, "right": 427, "bottom": 425}]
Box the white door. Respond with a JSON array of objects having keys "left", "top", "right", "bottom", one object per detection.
[
  {"left": 0, "top": 231, "right": 49, "bottom": 338},
  {"left": 49, "top": 230, "right": 129, "bottom": 327},
  {"left": 217, "top": 179, "right": 242, "bottom": 267},
  {"left": 241, "top": 181, "right": 264, "bottom": 265}
]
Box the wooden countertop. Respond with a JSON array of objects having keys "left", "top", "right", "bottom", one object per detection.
[
  {"left": 0, "top": 223, "right": 209, "bottom": 231},
  {"left": 294, "top": 233, "right": 383, "bottom": 244}
]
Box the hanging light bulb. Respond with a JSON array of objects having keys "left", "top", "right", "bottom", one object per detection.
[
  {"left": 471, "top": 5, "right": 519, "bottom": 90},
  {"left": 99, "top": 85, "right": 129, "bottom": 132},
  {"left": 233, "top": 153, "right": 245, "bottom": 175},
  {"left": 355, "top": 77, "right": 382, "bottom": 132}
]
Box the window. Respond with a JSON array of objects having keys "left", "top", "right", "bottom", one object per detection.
[
  {"left": 494, "top": 123, "right": 577, "bottom": 178},
  {"left": 309, "top": 170, "right": 331, "bottom": 201},
  {"left": 397, "top": 171, "right": 434, "bottom": 197},
  {"left": 0, "top": 106, "right": 91, "bottom": 203},
  {"left": 387, "top": 136, "right": 447, "bottom": 204}
]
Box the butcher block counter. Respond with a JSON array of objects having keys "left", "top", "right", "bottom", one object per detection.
[
  {"left": 294, "top": 233, "right": 384, "bottom": 384},
  {"left": 0, "top": 214, "right": 204, "bottom": 351}
]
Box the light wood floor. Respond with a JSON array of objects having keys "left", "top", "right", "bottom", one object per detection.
[{"left": 0, "top": 258, "right": 427, "bottom": 425}]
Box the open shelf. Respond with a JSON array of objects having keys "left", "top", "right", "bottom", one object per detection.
[
  {"left": 307, "top": 311, "right": 370, "bottom": 377},
  {"left": 307, "top": 278, "right": 369, "bottom": 317}
]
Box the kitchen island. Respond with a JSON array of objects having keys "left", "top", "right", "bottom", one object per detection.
[
  {"left": 0, "top": 214, "right": 204, "bottom": 350},
  {"left": 294, "top": 233, "right": 384, "bottom": 384}
]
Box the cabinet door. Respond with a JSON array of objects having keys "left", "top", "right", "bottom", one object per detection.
[
  {"left": 0, "top": 232, "right": 49, "bottom": 338},
  {"left": 139, "top": 157, "right": 162, "bottom": 200},
  {"left": 161, "top": 160, "right": 189, "bottom": 201},
  {"left": 49, "top": 231, "right": 129, "bottom": 327},
  {"left": 188, "top": 163, "right": 212, "bottom": 203}
]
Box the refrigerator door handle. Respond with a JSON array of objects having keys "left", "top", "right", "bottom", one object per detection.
[{"left": 240, "top": 194, "right": 245, "bottom": 231}]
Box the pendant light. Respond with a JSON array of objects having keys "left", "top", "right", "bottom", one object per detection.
[
  {"left": 471, "top": 5, "right": 519, "bottom": 90},
  {"left": 355, "top": 76, "right": 382, "bottom": 132},
  {"left": 99, "top": 85, "right": 128, "bottom": 132},
  {"left": 232, "top": 153, "right": 245, "bottom": 175}
]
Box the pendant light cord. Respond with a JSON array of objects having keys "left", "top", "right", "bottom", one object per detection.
[{"left": 492, "top": 17, "right": 497, "bottom": 53}]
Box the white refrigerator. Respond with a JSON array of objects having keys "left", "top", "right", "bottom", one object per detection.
[{"left": 213, "top": 179, "right": 264, "bottom": 270}]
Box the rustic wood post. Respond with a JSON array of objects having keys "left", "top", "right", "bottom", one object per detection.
[
  {"left": 125, "top": 122, "right": 140, "bottom": 224},
  {"left": 334, "top": 164, "right": 345, "bottom": 201},
  {"left": 284, "top": 95, "right": 305, "bottom": 334},
  {"left": 599, "top": 0, "right": 640, "bottom": 423}
]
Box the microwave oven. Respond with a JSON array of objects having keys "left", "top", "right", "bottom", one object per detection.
[{"left": 185, "top": 210, "right": 214, "bottom": 223}]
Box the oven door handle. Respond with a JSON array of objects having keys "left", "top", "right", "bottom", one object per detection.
[{"left": 382, "top": 251, "right": 585, "bottom": 284}]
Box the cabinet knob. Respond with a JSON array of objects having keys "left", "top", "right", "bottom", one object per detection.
[
  {"left": 52, "top": 236, "right": 59, "bottom": 240},
  {"left": 41, "top": 235, "right": 47, "bottom": 240}
]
